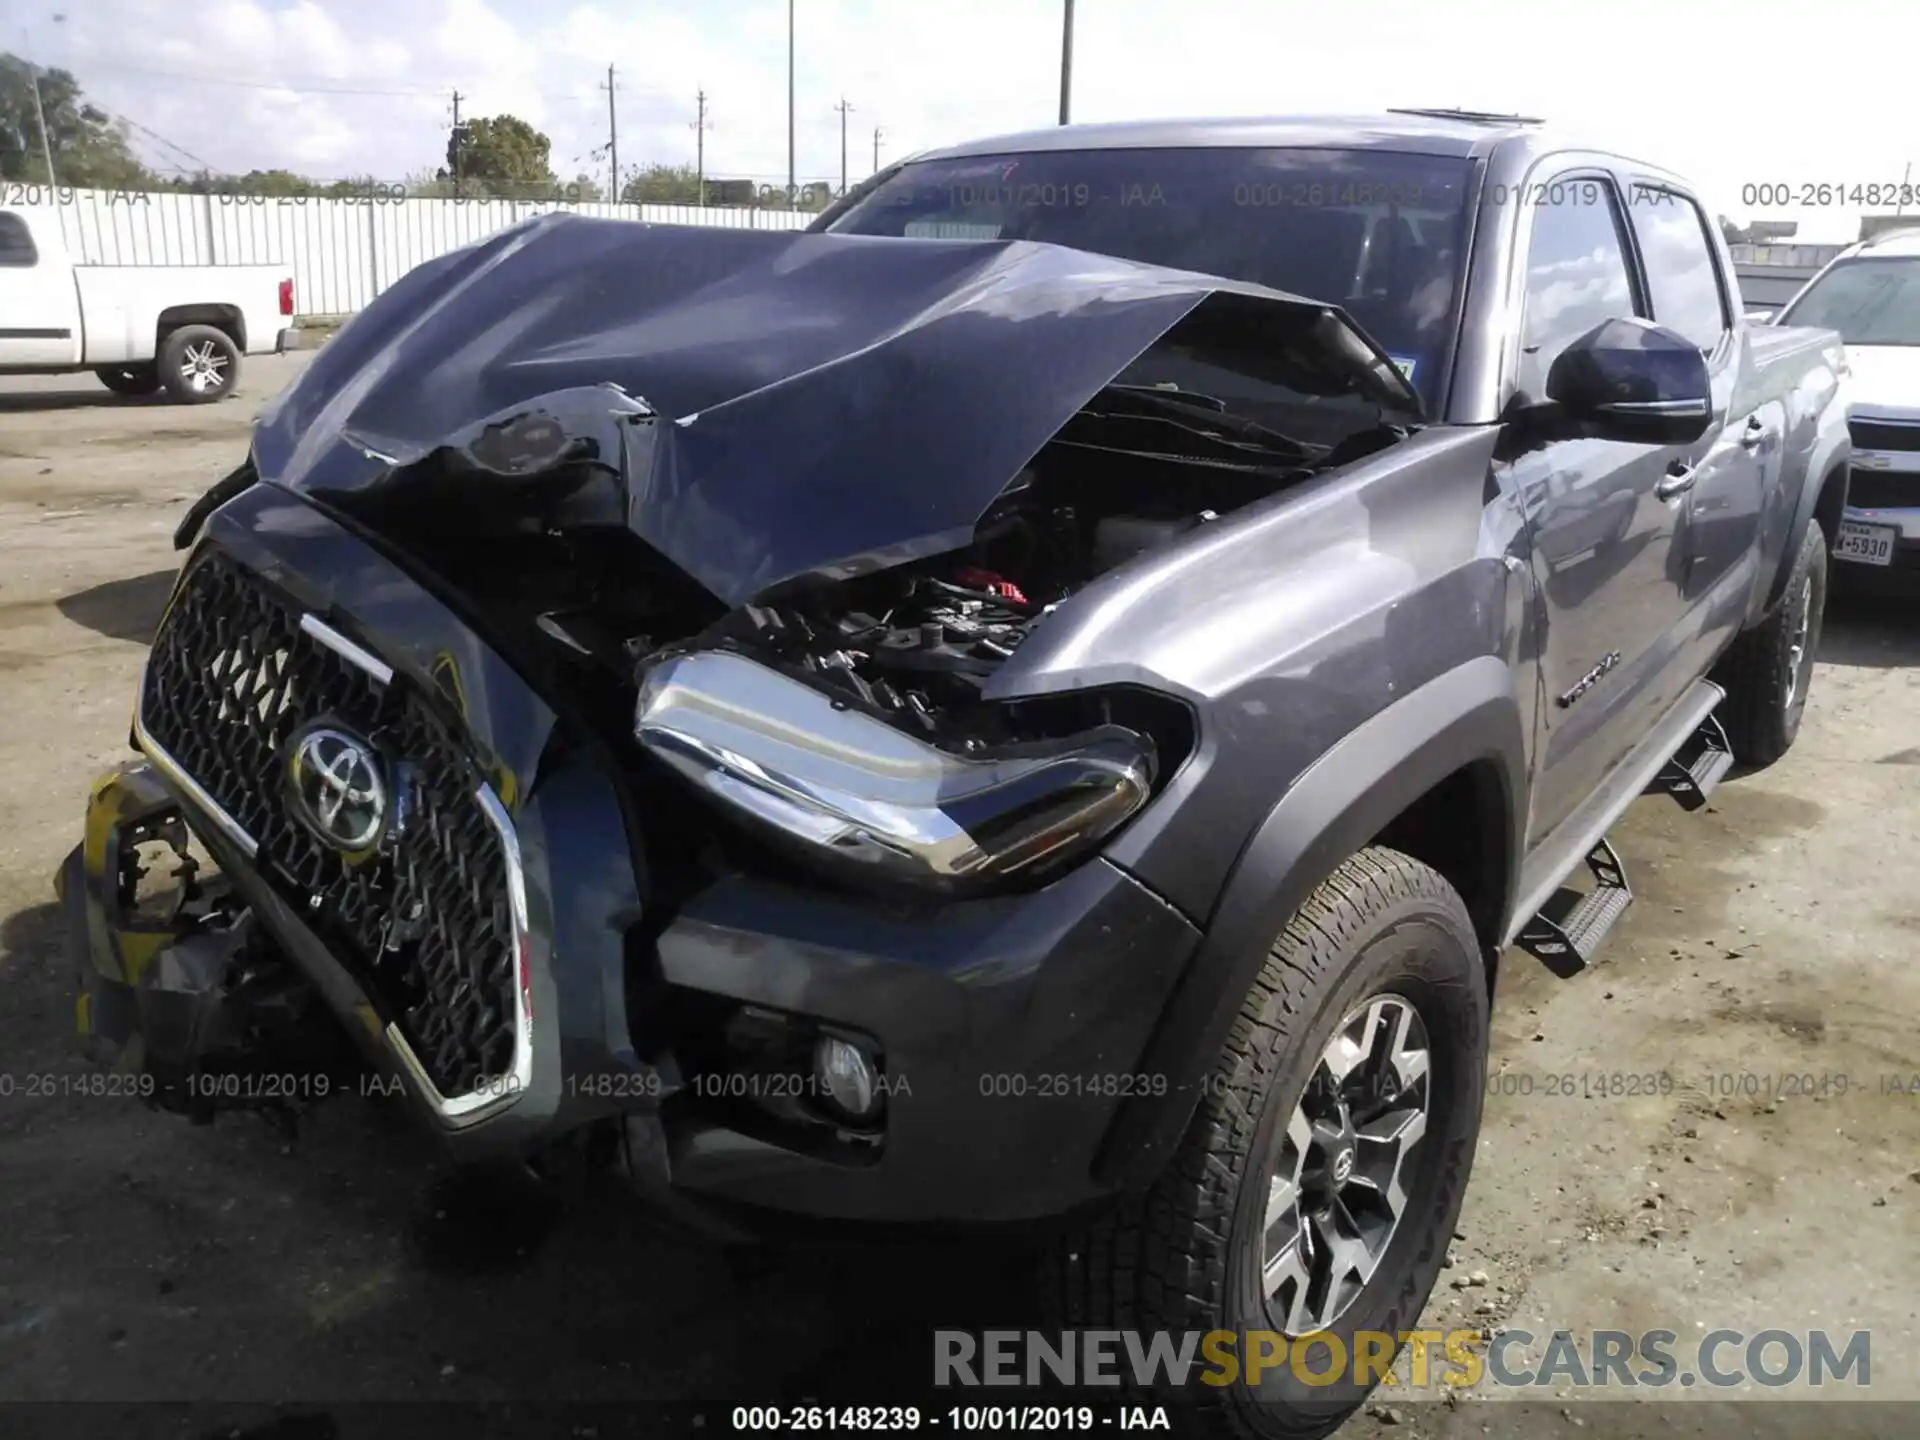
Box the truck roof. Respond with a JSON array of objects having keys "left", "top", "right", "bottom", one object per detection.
[
  {"left": 915, "top": 111, "right": 1553, "bottom": 164},
  {"left": 1843, "top": 228, "right": 1920, "bottom": 259}
]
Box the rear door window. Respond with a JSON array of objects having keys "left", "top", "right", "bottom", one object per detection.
[
  {"left": 0, "top": 213, "right": 39, "bottom": 267},
  {"left": 1627, "top": 187, "right": 1730, "bottom": 352}
]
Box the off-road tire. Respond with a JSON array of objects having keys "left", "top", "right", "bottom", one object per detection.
[
  {"left": 95, "top": 364, "right": 160, "bottom": 397},
  {"left": 1716, "top": 520, "right": 1827, "bottom": 770},
  {"left": 1052, "top": 848, "right": 1489, "bottom": 1438},
  {"left": 159, "top": 324, "right": 241, "bottom": 404}
]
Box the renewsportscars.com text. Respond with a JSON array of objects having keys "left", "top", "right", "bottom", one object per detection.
[{"left": 934, "top": 1328, "right": 1871, "bottom": 1391}]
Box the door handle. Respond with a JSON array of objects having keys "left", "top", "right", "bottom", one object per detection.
[
  {"left": 1655, "top": 462, "right": 1698, "bottom": 500},
  {"left": 1739, "top": 416, "right": 1768, "bottom": 450}
]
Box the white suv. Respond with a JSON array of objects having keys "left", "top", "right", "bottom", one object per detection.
[{"left": 1776, "top": 229, "right": 1920, "bottom": 593}]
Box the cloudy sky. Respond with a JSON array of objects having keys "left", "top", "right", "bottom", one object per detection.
[{"left": 9, "top": 0, "right": 1908, "bottom": 239}]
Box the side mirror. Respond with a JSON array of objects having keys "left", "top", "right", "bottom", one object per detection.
[
  {"left": 1744, "top": 309, "right": 1777, "bottom": 325},
  {"left": 1545, "top": 317, "right": 1714, "bottom": 446}
]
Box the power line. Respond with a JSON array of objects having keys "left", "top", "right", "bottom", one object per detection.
[
  {"left": 116, "top": 113, "right": 215, "bottom": 175},
  {"left": 79, "top": 62, "right": 447, "bottom": 98},
  {"left": 75, "top": 59, "right": 687, "bottom": 104}
]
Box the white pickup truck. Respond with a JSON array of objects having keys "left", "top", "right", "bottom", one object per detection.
[{"left": 0, "top": 205, "right": 296, "bottom": 404}]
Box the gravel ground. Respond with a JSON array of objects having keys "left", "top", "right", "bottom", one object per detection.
[{"left": 2, "top": 357, "right": 1917, "bottom": 1439}]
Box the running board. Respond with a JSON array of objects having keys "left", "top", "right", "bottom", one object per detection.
[
  {"left": 1513, "top": 838, "right": 1633, "bottom": 977},
  {"left": 1644, "top": 712, "right": 1734, "bottom": 811},
  {"left": 1505, "top": 679, "right": 1725, "bottom": 972}
]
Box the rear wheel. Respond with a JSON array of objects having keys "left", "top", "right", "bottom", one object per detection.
[
  {"left": 1054, "top": 848, "right": 1489, "bottom": 1438},
  {"left": 95, "top": 364, "right": 160, "bottom": 397},
  {"left": 159, "top": 325, "right": 241, "bottom": 404},
  {"left": 1716, "top": 520, "right": 1827, "bottom": 769}
]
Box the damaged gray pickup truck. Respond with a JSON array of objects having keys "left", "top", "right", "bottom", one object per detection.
[{"left": 60, "top": 111, "right": 1849, "bottom": 1435}]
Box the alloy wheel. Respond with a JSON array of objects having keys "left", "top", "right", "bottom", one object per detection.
[
  {"left": 179, "top": 341, "right": 229, "bottom": 394},
  {"left": 1784, "top": 573, "right": 1814, "bottom": 709},
  {"left": 1261, "top": 993, "right": 1432, "bottom": 1335}
]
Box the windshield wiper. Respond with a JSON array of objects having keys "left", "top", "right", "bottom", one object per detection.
[
  {"left": 1080, "top": 384, "right": 1323, "bottom": 462},
  {"left": 1105, "top": 383, "right": 1229, "bottom": 413}
]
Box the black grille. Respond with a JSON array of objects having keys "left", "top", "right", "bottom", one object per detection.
[
  {"left": 141, "top": 553, "right": 520, "bottom": 1099},
  {"left": 1849, "top": 418, "right": 1920, "bottom": 453},
  {"left": 1847, "top": 469, "right": 1919, "bottom": 510}
]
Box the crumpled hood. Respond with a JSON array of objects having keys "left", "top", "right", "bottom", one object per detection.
[{"left": 251, "top": 212, "right": 1419, "bottom": 607}]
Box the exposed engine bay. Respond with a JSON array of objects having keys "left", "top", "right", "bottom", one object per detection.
[{"left": 645, "top": 383, "right": 1406, "bottom": 748}]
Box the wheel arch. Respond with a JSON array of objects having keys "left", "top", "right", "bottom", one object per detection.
[
  {"left": 1762, "top": 456, "right": 1849, "bottom": 620},
  {"left": 157, "top": 305, "right": 246, "bottom": 354},
  {"left": 1092, "top": 655, "right": 1527, "bottom": 1190}
]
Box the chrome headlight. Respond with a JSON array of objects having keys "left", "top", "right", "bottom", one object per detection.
[{"left": 635, "top": 650, "right": 1155, "bottom": 897}]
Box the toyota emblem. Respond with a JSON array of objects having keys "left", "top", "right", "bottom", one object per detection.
[{"left": 288, "top": 727, "right": 388, "bottom": 851}]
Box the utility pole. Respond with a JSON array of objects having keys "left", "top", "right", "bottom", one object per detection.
[
  {"left": 1058, "top": 0, "right": 1075, "bottom": 126},
  {"left": 872, "top": 126, "right": 883, "bottom": 176},
  {"left": 20, "top": 23, "right": 60, "bottom": 188},
  {"left": 449, "top": 89, "right": 464, "bottom": 196},
  {"left": 603, "top": 65, "right": 619, "bottom": 200},
  {"left": 692, "top": 90, "right": 711, "bottom": 206},
  {"left": 786, "top": 0, "right": 796, "bottom": 204},
  {"left": 834, "top": 98, "right": 854, "bottom": 196},
  {"left": 28, "top": 58, "right": 57, "bottom": 189}
]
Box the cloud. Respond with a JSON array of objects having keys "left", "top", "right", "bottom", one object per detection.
[{"left": 8, "top": 0, "right": 1897, "bottom": 238}]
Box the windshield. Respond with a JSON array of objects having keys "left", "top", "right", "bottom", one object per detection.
[
  {"left": 1780, "top": 258, "right": 1920, "bottom": 346},
  {"left": 821, "top": 146, "right": 1473, "bottom": 409}
]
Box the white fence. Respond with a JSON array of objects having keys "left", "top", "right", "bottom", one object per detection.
[{"left": 45, "top": 187, "right": 816, "bottom": 320}]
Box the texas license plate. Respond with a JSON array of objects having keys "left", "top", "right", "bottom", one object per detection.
[{"left": 1835, "top": 520, "right": 1896, "bottom": 566}]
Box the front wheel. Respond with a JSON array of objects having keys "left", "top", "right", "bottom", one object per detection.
[
  {"left": 1055, "top": 848, "right": 1489, "bottom": 1439},
  {"left": 159, "top": 324, "right": 241, "bottom": 404}
]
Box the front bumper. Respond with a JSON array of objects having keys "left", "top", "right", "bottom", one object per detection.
[{"left": 66, "top": 482, "right": 1204, "bottom": 1223}]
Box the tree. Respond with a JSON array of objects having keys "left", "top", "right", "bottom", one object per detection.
[
  {"left": 322, "top": 174, "right": 389, "bottom": 198},
  {"left": 0, "top": 51, "right": 154, "bottom": 189},
  {"left": 442, "top": 113, "right": 555, "bottom": 198},
  {"left": 222, "top": 169, "right": 322, "bottom": 196},
  {"left": 620, "top": 163, "right": 702, "bottom": 205},
  {"left": 403, "top": 167, "right": 460, "bottom": 198}
]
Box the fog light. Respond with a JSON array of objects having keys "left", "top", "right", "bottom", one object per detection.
[{"left": 814, "top": 1035, "right": 880, "bottom": 1120}]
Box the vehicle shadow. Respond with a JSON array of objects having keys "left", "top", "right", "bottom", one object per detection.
[
  {"left": 0, "top": 898, "right": 62, "bottom": 971},
  {"left": 0, "top": 388, "right": 160, "bottom": 414},
  {"left": 1817, "top": 592, "right": 1920, "bottom": 670},
  {"left": 55, "top": 570, "right": 176, "bottom": 646}
]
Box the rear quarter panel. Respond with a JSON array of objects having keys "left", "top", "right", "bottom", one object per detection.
[
  {"left": 72, "top": 265, "right": 289, "bottom": 363},
  {"left": 1739, "top": 324, "right": 1849, "bottom": 619}
]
